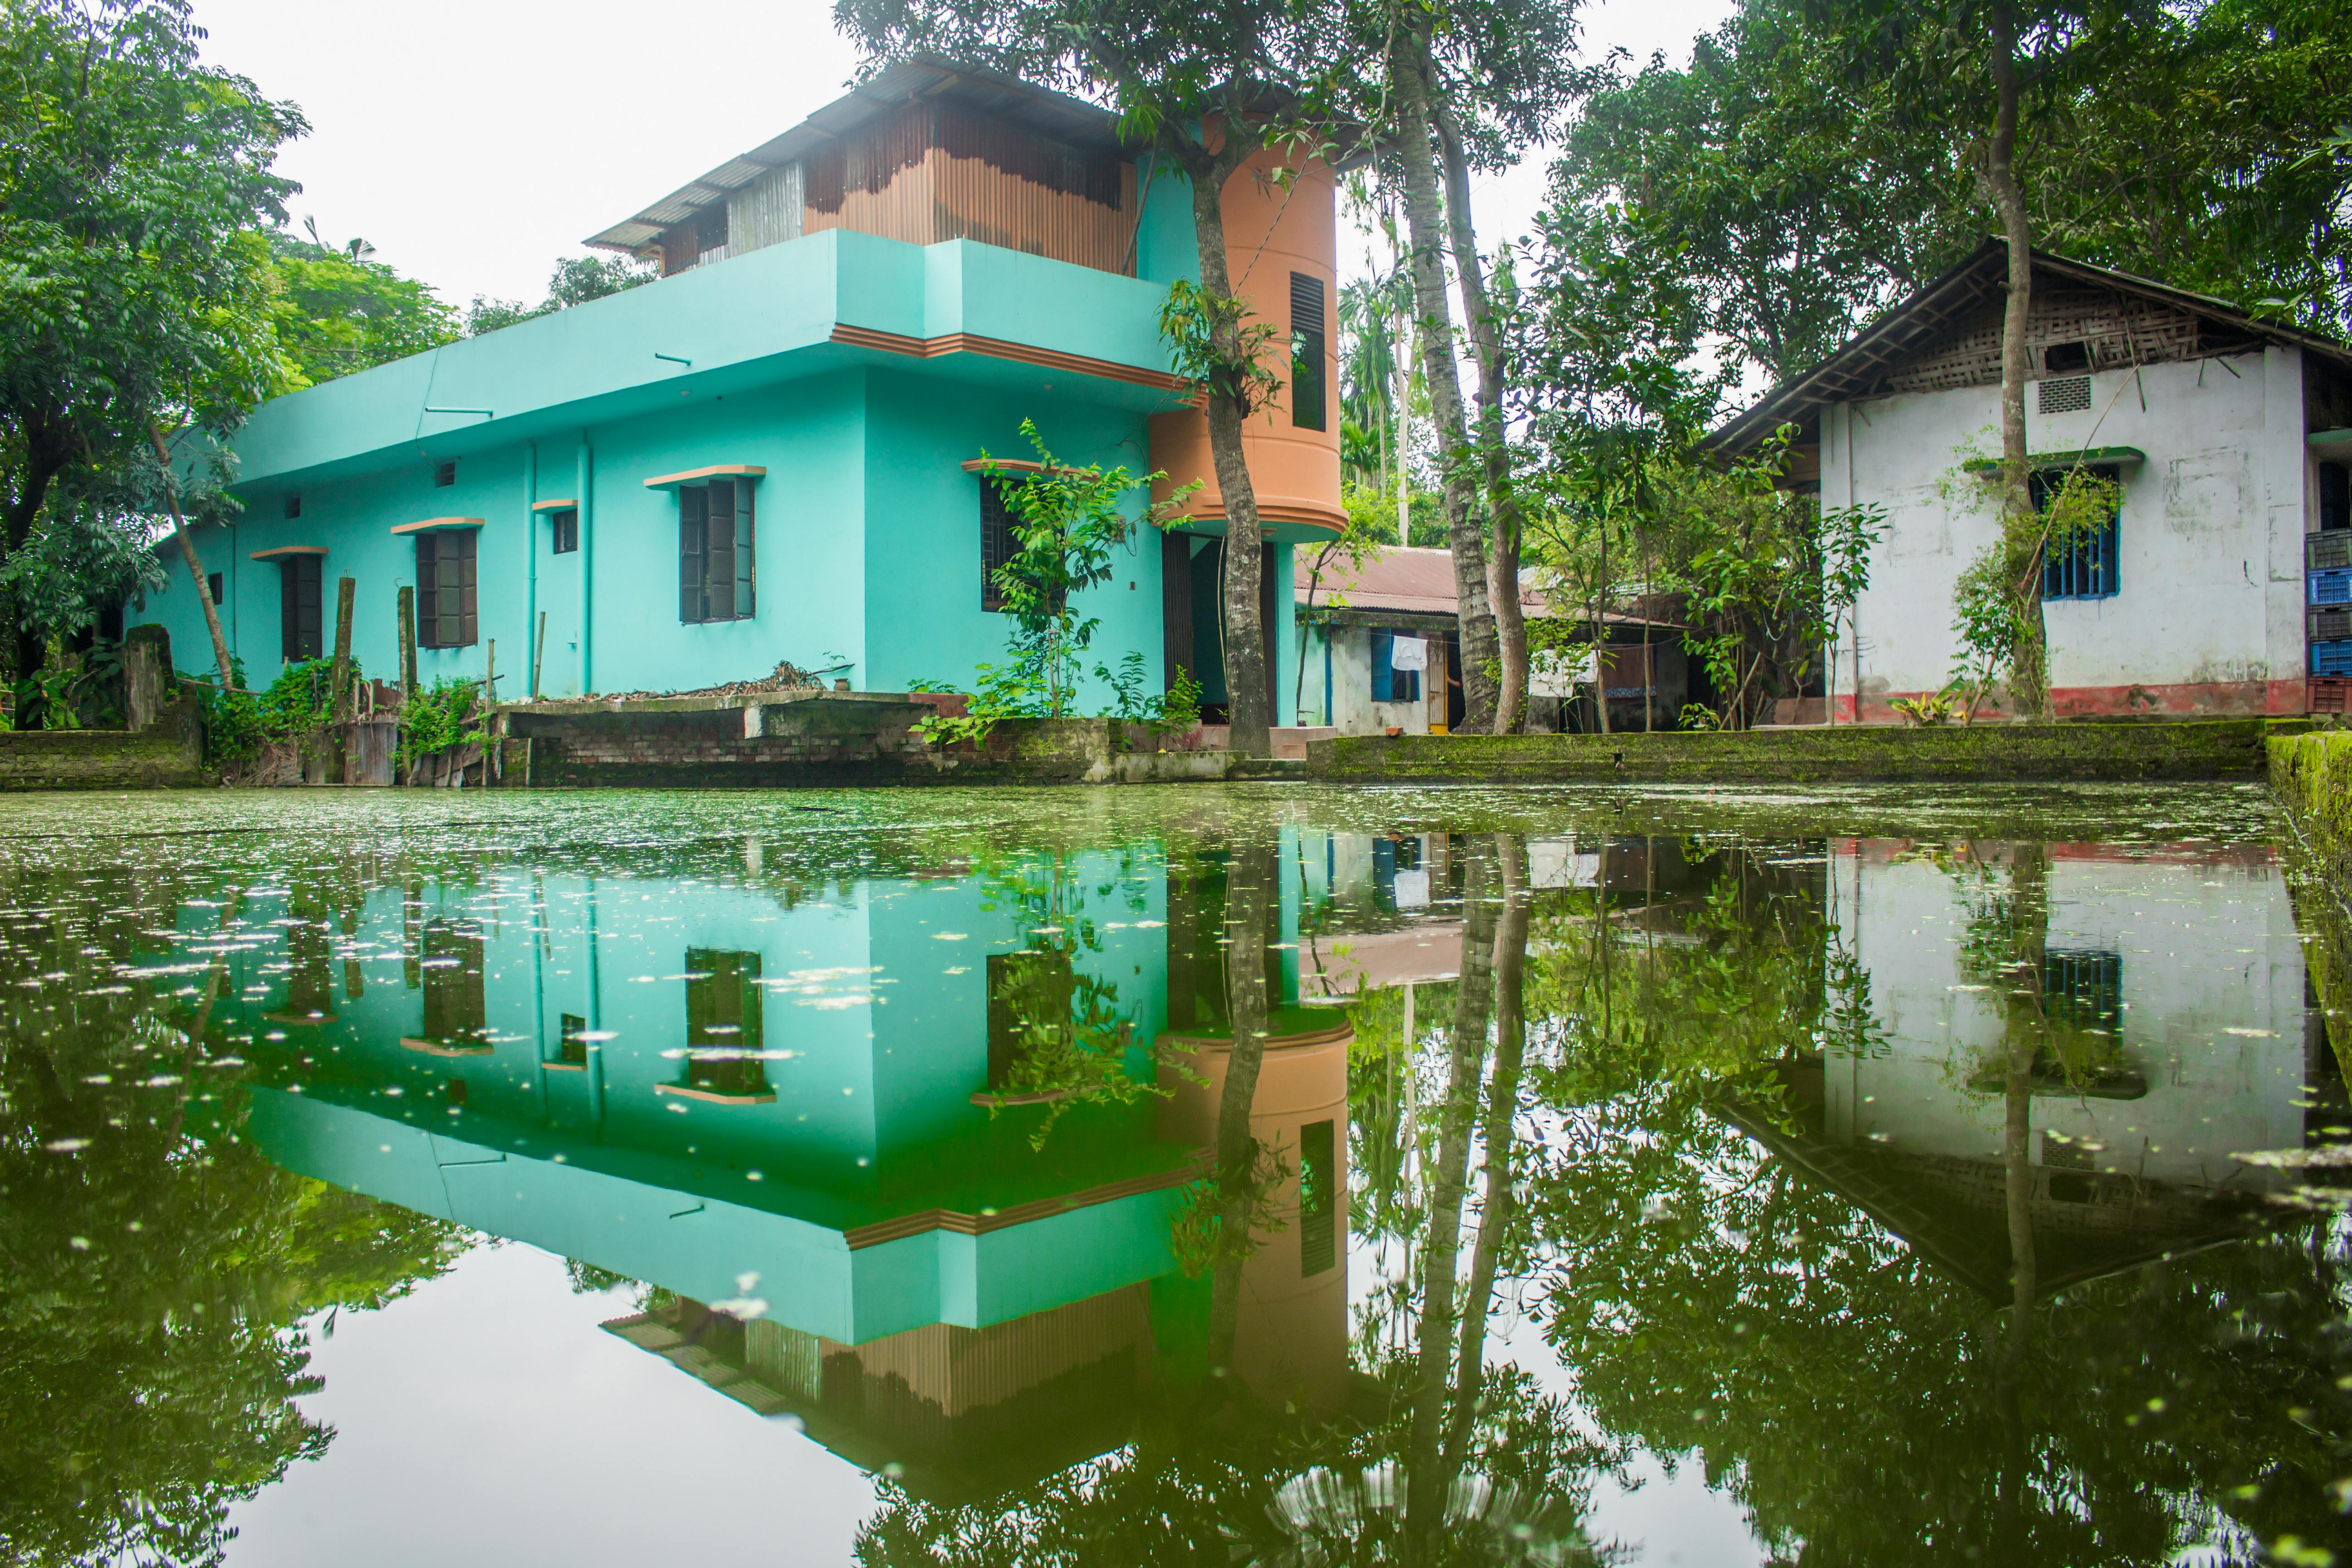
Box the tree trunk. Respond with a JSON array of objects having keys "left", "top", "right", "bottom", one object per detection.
[
  {"left": 1389, "top": 35, "right": 1499, "bottom": 733},
  {"left": 5, "top": 411, "right": 73, "bottom": 730},
  {"left": 1205, "top": 832, "right": 1277, "bottom": 1375},
  {"left": 1403, "top": 835, "right": 1498, "bottom": 1553},
  {"left": 328, "top": 575, "right": 356, "bottom": 784},
  {"left": 1433, "top": 101, "right": 1527, "bottom": 735},
  {"left": 1188, "top": 153, "right": 1274, "bottom": 758},
  {"left": 148, "top": 425, "right": 237, "bottom": 693},
  {"left": 1986, "top": 4, "right": 2044, "bottom": 719},
  {"left": 1592, "top": 519, "right": 1612, "bottom": 734}
]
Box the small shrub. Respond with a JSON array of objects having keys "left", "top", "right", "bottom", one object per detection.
[{"left": 399, "top": 677, "right": 485, "bottom": 764}]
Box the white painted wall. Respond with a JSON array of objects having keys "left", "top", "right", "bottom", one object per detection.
[
  {"left": 1826, "top": 348, "right": 2308, "bottom": 707},
  {"left": 1298, "top": 622, "right": 1438, "bottom": 735},
  {"left": 1821, "top": 847, "right": 2308, "bottom": 1191}
]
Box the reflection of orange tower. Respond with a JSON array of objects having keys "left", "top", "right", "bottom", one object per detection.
[
  {"left": 1158, "top": 1017, "right": 1352, "bottom": 1411},
  {"left": 1149, "top": 138, "right": 1345, "bottom": 540}
]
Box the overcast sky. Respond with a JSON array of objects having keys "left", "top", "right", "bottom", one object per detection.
[{"left": 190, "top": 0, "right": 1738, "bottom": 308}]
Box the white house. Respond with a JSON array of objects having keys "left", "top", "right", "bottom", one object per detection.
[{"left": 1709, "top": 240, "right": 2352, "bottom": 720}]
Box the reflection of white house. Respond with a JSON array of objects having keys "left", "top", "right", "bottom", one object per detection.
[
  {"left": 1823, "top": 841, "right": 2309, "bottom": 1193},
  {"left": 1709, "top": 240, "right": 2352, "bottom": 720}
]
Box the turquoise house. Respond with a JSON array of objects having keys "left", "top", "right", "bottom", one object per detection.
[{"left": 132, "top": 60, "right": 1348, "bottom": 724}]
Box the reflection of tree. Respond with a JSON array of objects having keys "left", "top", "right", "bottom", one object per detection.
[
  {"left": 0, "top": 862, "right": 464, "bottom": 1568},
  {"left": 1522, "top": 841, "right": 2352, "bottom": 1564},
  {"left": 968, "top": 848, "right": 1158, "bottom": 1147}
]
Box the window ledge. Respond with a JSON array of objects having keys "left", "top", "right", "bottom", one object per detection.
[
  {"left": 401, "top": 1037, "right": 494, "bottom": 1056},
  {"left": 644, "top": 465, "right": 766, "bottom": 490},
  {"left": 250, "top": 545, "right": 327, "bottom": 560},
  {"left": 392, "top": 517, "right": 485, "bottom": 535},
  {"left": 530, "top": 497, "right": 579, "bottom": 512},
  {"left": 652, "top": 1083, "right": 776, "bottom": 1104},
  {"left": 1962, "top": 446, "right": 2146, "bottom": 475}
]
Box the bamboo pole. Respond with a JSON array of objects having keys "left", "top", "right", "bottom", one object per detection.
[{"left": 396, "top": 586, "right": 416, "bottom": 785}]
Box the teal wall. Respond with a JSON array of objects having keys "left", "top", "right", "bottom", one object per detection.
[
  {"left": 131, "top": 217, "right": 1322, "bottom": 718},
  {"left": 174, "top": 849, "right": 1212, "bottom": 1343}
]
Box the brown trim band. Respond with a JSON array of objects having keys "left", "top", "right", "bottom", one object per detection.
[
  {"left": 831, "top": 324, "right": 1191, "bottom": 395},
  {"left": 1171, "top": 500, "right": 1346, "bottom": 538},
  {"left": 1160, "top": 1019, "right": 1356, "bottom": 1054},
  {"left": 652, "top": 1083, "right": 778, "bottom": 1105},
  {"left": 841, "top": 1162, "right": 1204, "bottom": 1251},
  {"left": 959, "top": 457, "right": 1049, "bottom": 475},
  {"left": 401, "top": 1037, "right": 494, "bottom": 1057}
]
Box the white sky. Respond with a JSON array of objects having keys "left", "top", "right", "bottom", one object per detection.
[{"left": 191, "top": 0, "right": 1740, "bottom": 309}]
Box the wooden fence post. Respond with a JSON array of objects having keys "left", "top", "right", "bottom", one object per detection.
[
  {"left": 396, "top": 586, "right": 416, "bottom": 784},
  {"left": 328, "top": 576, "right": 356, "bottom": 784}
]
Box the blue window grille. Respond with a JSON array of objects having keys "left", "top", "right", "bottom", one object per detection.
[{"left": 2034, "top": 465, "right": 2122, "bottom": 601}]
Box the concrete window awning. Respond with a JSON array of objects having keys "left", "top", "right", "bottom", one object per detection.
[
  {"left": 249, "top": 544, "right": 327, "bottom": 561},
  {"left": 1962, "top": 445, "right": 2147, "bottom": 475},
  {"left": 390, "top": 517, "right": 485, "bottom": 535},
  {"left": 644, "top": 465, "right": 766, "bottom": 490},
  {"left": 530, "top": 497, "right": 579, "bottom": 512},
  {"left": 960, "top": 457, "right": 1050, "bottom": 475}
]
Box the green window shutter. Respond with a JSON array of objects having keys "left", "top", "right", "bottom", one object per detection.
[
  {"left": 735, "top": 484, "right": 756, "bottom": 619},
  {"left": 707, "top": 480, "right": 736, "bottom": 619},
  {"left": 679, "top": 485, "right": 708, "bottom": 622},
  {"left": 1289, "top": 272, "right": 1326, "bottom": 432},
  {"left": 415, "top": 535, "right": 438, "bottom": 648}
]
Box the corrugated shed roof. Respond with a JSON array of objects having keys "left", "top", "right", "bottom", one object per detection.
[
  {"left": 586, "top": 56, "right": 1134, "bottom": 253},
  {"left": 1295, "top": 546, "right": 1557, "bottom": 618}
]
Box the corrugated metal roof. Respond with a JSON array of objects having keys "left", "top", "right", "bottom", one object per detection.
[
  {"left": 586, "top": 55, "right": 1133, "bottom": 253},
  {"left": 1294, "top": 546, "right": 1553, "bottom": 618}
]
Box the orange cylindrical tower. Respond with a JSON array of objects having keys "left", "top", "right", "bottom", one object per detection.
[
  {"left": 1150, "top": 137, "right": 1345, "bottom": 540},
  {"left": 1157, "top": 1018, "right": 1352, "bottom": 1412}
]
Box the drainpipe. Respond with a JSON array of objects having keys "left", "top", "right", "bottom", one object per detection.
[
  {"left": 524, "top": 444, "right": 537, "bottom": 708},
  {"left": 577, "top": 438, "right": 593, "bottom": 695}
]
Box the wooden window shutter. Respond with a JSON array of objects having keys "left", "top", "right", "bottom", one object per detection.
[
  {"left": 679, "top": 485, "right": 708, "bottom": 622},
  {"left": 706, "top": 480, "right": 736, "bottom": 618},
  {"left": 415, "top": 535, "right": 437, "bottom": 647},
  {"left": 735, "top": 483, "right": 756, "bottom": 619},
  {"left": 455, "top": 529, "right": 478, "bottom": 647}
]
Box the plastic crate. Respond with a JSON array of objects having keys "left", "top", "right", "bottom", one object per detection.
[
  {"left": 2314, "top": 639, "right": 2352, "bottom": 678},
  {"left": 2314, "top": 567, "right": 2352, "bottom": 607},
  {"left": 2311, "top": 531, "right": 2352, "bottom": 572},
  {"left": 2315, "top": 608, "right": 2352, "bottom": 642},
  {"left": 2313, "top": 677, "right": 2352, "bottom": 715}
]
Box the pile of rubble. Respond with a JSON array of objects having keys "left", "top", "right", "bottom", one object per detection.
[{"left": 553, "top": 662, "right": 831, "bottom": 705}]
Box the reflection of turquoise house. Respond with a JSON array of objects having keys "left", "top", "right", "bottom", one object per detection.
[
  {"left": 187, "top": 858, "right": 1191, "bottom": 1344},
  {"left": 131, "top": 60, "right": 1348, "bottom": 721}
]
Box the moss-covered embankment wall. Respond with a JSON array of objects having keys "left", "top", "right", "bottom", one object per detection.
[
  {"left": 0, "top": 699, "right": 208, "bottom": 791},
  {"left": 2271, "top": 728, "right": 2352, "bottom": 1075},
  {"left": 1306, "top": 718, "right": 2305, "bottom": 785}
]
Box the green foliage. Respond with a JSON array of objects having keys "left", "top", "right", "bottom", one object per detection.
[
  {"left": 265, "top": 229, "right": 459, "bottom": 386},
  {"left": 464, "top": 254, "right": 657, "bottom": 336},
  {"left": 0, "top": 0, "right": 301, "bottom": 706},
  {"left": 916, "top": 421, "right": 1194, "bottom": 743},
  {"left": 398, "top": 676, "right": 484, "bottom": 764},
  {"left": 1160, "top": 278, "right": 1285, "bottom": 417}
]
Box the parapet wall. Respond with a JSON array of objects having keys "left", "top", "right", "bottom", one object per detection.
[
  {"left": 0, "top": 697, "right": 208, "bottom": 791},
  {"left": 1307, "top": 718, "right": 2303, "bottom": 785}
]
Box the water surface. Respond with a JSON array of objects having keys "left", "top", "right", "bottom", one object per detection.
[{"left": 3, "top": 783, "right": 2346, "bottom": 1566}]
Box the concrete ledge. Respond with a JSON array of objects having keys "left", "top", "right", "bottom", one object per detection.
[
  {"left": 1307, "top": 718, "right": 2311, "bottom": 785},
  {"left": 2272, "top": 727, "right": 2352, "bottom": 1079}
]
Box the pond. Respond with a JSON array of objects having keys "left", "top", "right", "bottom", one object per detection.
[{"left": 2, "top": 782, "right": 2347, "bottom": 1566}]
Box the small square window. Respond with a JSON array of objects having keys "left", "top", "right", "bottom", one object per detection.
[
  {"left": 2035, "top": 465, "right": 2122, "bottom": 600},
  {"left": 2038, "top": 375, "right": 2092, "bottom": 415},
  {"left": 550, "top": 508, "right": 578, "bottom": 554},
  {"left": 284, "top": 494, "right": 302, "bottom": 519},
  {"left": 434, "top": 459, "right": 457, "bottom": 488},
  {"left": 2043, "top": 341, "right": 2092, "bottom": 375}
]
